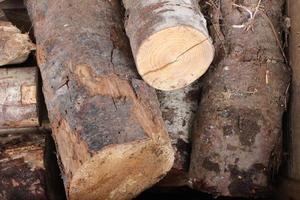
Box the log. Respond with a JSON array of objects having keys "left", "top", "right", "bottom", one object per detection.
[
  {"left": 0, "top": 67, "right": 39, "bottom": 129},
  {"left": 3, "top": 9, "right": 33, "bottom": 33},
  {"left": 158, "top": 82, "right": 200, "bottom": 186},
  {"left": 189, "top": 0, "right": 290, "bottom": 197},
  {"left": 26, "top": 0, "right": 174, "bottom": 199},
  {"left": 0, "top": 21, "right": 34, "bottom": 66},
  {"left": 0, "top": 130, "right": 47, "bottom": 200},
  {"left": 122, "top": 0, "right": 214, "bottom": 91},
  {"left": 287, "top": 0, "right": 300, "bottom": 181}
]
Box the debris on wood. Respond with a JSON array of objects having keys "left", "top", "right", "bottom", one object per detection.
[{"left": 189, "top": 0, "right": 290, "bottom": 197}]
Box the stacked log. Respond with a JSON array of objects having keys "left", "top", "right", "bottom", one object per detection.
[
  {"left": 0, "top": 0, "right": 295, "bottom": 199},
  {"left": 189, "top": 0, "right": 290, "bottom": 197},
  {"left": 0, "top": 129, "right": 47, "bottom": 200},
  {"left": 158, "top": 82, "right": 200, "bottom": 186},
  {"left": 0, "top": 4, "right": 52, "bottom": 200},
  {"left": 0, "top": 21, "right": 34, "bottom": 66},
  {"left": 0, "top": 67, "right": 39, "bottom": 129},
  {"left": 122, "top": 0, "right": 214, "bottom": 91},
  {"left": 26, "top": 0, "right": 174, "bottom": 199}
]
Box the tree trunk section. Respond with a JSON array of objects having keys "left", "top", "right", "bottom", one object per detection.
[
  {"left": 0, "top": 130, "right": 47, "bottom": 200},
  {"left": 0, "top": 67, "right": 39, "bottom": 129},
  {"left": 0, "top": 21, "right": 34, "bottom": 66},
  {"left": 26, "top": 1, "right": 174, "bottom": 200},
  {"left": 189, "top": 0, "right": 290, "bottom": 197},
  {"left": 158, "top": 82, "right": 200, "bottom": 186},
  {"left": 287, "top": 0, "right": 300, "bottom": 181},
  {"left": 122, "top": 0, "right": 214, "bottom": 91}
]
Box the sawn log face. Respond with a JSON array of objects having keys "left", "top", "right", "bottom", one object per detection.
[{"left": 26, "top": 0, "right": 174, "bottom": 199}]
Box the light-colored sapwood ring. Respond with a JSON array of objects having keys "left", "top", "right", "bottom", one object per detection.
[{"left": 137, "top": 26, "right": 214, "bottom": 91}]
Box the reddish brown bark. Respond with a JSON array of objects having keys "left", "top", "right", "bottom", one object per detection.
[{"left": 26, "top": 0, "right": 174, "bottom": 199}]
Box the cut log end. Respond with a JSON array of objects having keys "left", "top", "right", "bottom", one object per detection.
[
  {"left": 0, "top": 21, "right": 34, "bottom": 66},
  {"left": 137, "top": 26, "right": 214, "bottom": 91},
  {"left": 68, "top": 140, "right": 174, "bottom": 200},
  {"left": 0, "top": 67, "right": 39, "bottom": 129}
]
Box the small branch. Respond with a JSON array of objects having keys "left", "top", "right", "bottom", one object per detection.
[{"left": 232, "top": 0, "right": 263, "bottom": 31}]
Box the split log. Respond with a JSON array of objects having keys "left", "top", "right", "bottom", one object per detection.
[
  {"left": 287, "top": 0, "right": 300, "bottom": 181},
  {"left": 26, "top": 0, "right": 174, "bottom": 199},
  {"left": 158, "top": 82, "right": 200, "bottom": 186},
  {"left": 122, "top": 0, "right": 214, "bottom": 91},
  {"left": 0, "top": 67, "right": 39, "bottom": 129},
  {"left": 0, "top": 130, "right": 47, "bottom": 200},
  {"left": 0, "top": 21, "right": 34, "bottom": 66},
  {"left": 189, "top": 0, "right": 290, "bottom": 197}
]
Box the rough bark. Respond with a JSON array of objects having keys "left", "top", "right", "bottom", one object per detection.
[
  {"left": 0, "top": 21, "right": 34, "bottom": 66},
  {"left": 189, "top": 0, "right": 290, "bottom": 197},
  {"left": 158, "top": 82, "right": 200, "bottom": 186},
  {"left": 26, "top": 0, "right": 174, "bottom": 199},
  {"left": 122, "top": 0, "right": 214, "bottom": 91},
  {"left": 0, "top": 67, "right": 39, "bottom": 129},
  {"left": 287, "top": 0, "right": 300, "bottom": 181},
  {"left": 0, "top": 130, "right": 47, "bottom": 200}
]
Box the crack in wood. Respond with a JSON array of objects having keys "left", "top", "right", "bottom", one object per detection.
[{"left": 142, "top": 38, "right": 209, "bottom": 77}]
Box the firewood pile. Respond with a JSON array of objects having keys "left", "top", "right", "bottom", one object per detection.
[{"left": 0, "top": 0, "right": 299, "bottom": 200}]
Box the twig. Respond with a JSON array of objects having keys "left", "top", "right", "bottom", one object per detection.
[
  {"left": 206, "top": 0, "right": 228, "bottom": 55},
  {"left": 232, "top": 0, "right": 262, "bottom": 31},
  {"left": 262, "top": 12, "right": 288, "bottom": 63},
  {"left": 232, "top": 3, "right": 253, "bottom": 19},
  {"left": 253, "top": 0, "right": 262, "bottom": 19}
]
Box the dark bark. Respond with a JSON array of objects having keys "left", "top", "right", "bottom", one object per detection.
[
  {"left": 0, "top": 130, "right": 47, "bottom": 200},
  {"left": 26, "top": 0, "right": 174, "bottom": 199},
  {"left": 189, "top": 0, "right": 290, "bottom": 197},
  {"left": 287, "top": 0, "right": 300, "bottom": 181}
]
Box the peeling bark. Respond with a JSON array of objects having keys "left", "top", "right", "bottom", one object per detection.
[
  {"left": 158, "top": 82, "right": 200, "bottom": 186},
  {"left": 26, "top": 0, "right": 174, "bottom": 199}
]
